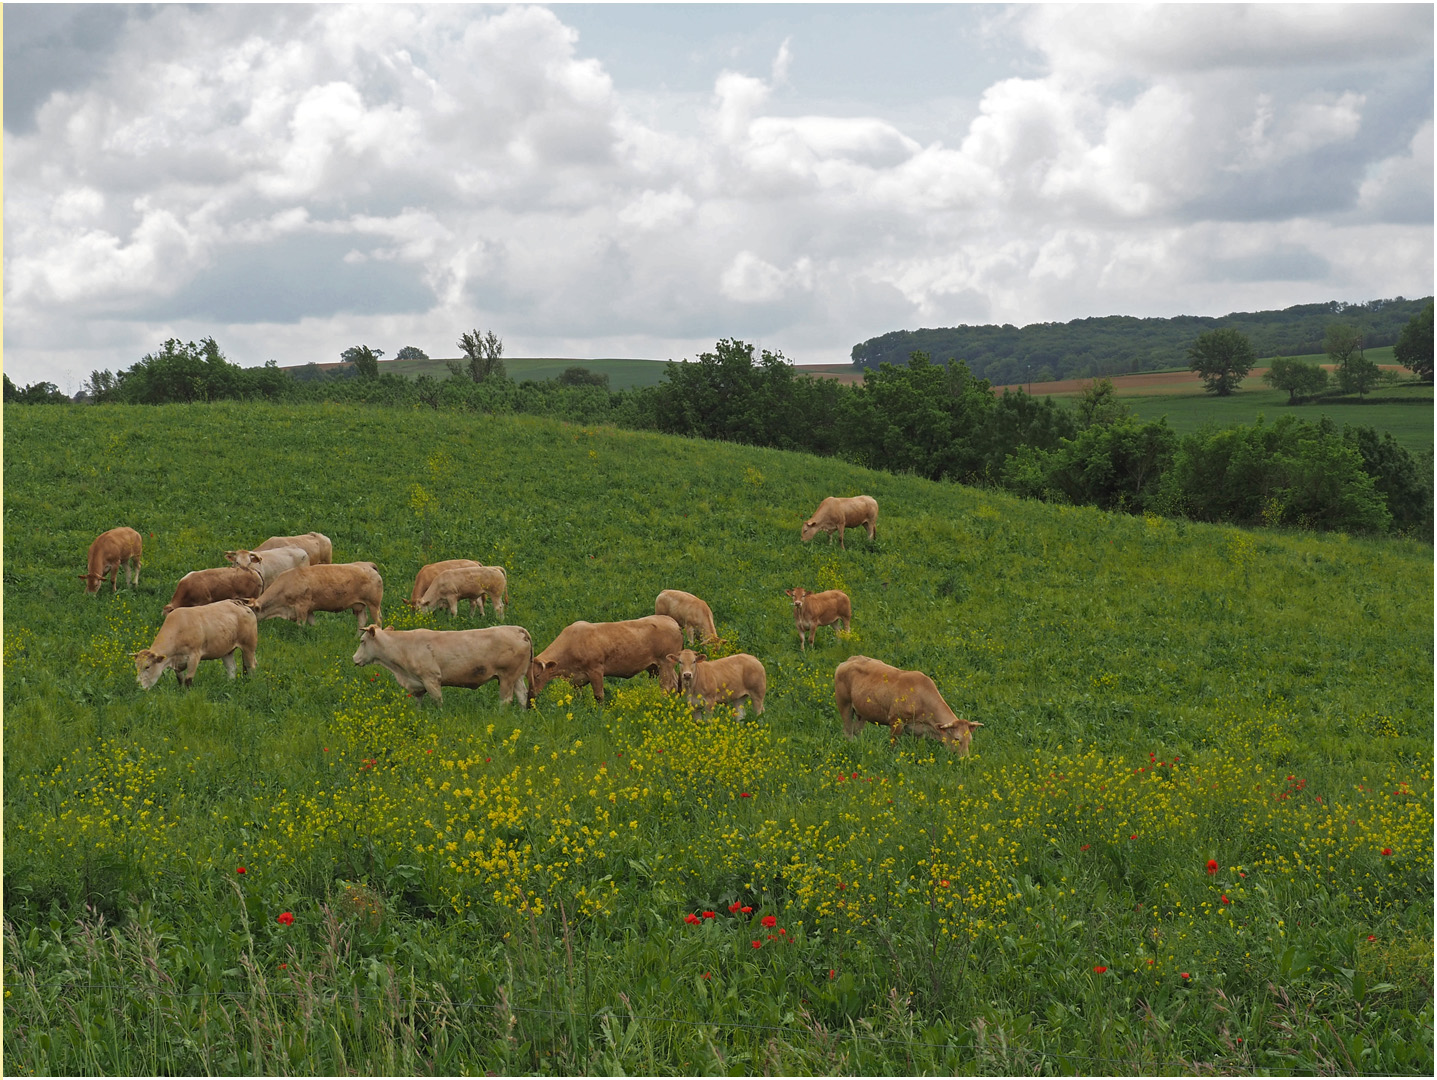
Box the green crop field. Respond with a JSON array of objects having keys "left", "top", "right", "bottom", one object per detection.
[
  {"left": 1129, "top": 392, "right": 1434, "bottom": 454},
  {"left": 4, "top": 403, "right": 1432, "bottom": 1075}
]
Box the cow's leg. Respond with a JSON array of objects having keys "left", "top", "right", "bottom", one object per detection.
[
  {"left": 110, "top": 564, "right": 120, "bottom": 592},
  {"left": 421, "top": 676, "right": 444, "bottom": 706},
  {"left": 586, "top": 667, "right": 606, "bottom": 703},
  {"left": 222, "top": 651, "right": 238, "bottom": 678},
  {"left": 866, "top": 520, "right": 876, "bottom": 541},
  {"left": 185, "top": 655, "right": 202, "bottom": 686},
  {"left": 241, "top": 640, "right": 257, "bottom": 673},
  {"left": 493, "top": 595, "right": 505, "bottom": 620},
  {"left": 474, "top": 594, "right": 486, "bottom": 616},
  {"left": 134, "top": 556, "right": 142, "bottom": 586},
  {"left": 837, "top": 524, "right": 846, "bottom": 549}
]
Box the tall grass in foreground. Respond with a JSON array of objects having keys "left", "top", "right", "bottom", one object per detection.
[{"left": 4, "top": 403, "right": 1432, "bottom": 1074}]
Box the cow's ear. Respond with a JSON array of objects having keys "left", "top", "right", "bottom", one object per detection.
[
  {"left": 383, "top": 625, "right": 393, "bottom": 631},
  {"left": 968, "top": 721, "right": 985, "bottom": 729},
  {"left": 695, "top": 654, "right": 707, "bottom": 663},
  {"left": 360, "top": 624, "right": 378, "bottom": 637},
  {"left": 665, "top": 653, "right": 679, "bottom": 664},
  {"left": 542, "top": 660, "right": 558, "bottom": 672}
]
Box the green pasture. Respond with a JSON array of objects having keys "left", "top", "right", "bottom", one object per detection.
[
  {"left": 1129, "top": 391, "right": 1433, "bottom": 453},
  {"left": 3, "top": 403, "right": 1432, "bottom": 1075}
]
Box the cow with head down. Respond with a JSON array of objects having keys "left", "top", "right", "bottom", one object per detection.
[
  {"left": 800, "top": 495, "right": 878, "bottom": 549},
  {"left": 529, "top": 615, "right": 683, "bottom": 704},
  {"left": 833, "top": 655, "right": 984, "bottom": 756},
  {"left": 253, "top": 562, "right": 382, "bottom": 632},
  {"left": 134, "top": 598, "right": 258, "bottom": 689},
  {"left": 81, "top": 527, "right": 143, "bottom": 594},
  {"left": 408, "top": 559, "right": 483, "bottom": 608},
  {"left": 654, "top": 589, "right": 720, "bottom": 645},
  {"left": 668, "top": 648, "right": 766, "bottom": 720},
  {"left": 418, "top": 565, "right": 508, "bottom": 619},
  {"left": 353, "top": 623, "right": 532, "bottom": 707},
  {"left": 163, "top": 565, "right": 264, "bottom": 617}
]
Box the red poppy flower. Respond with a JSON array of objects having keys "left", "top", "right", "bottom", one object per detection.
[
  {"left": 939, "top": 879, "right": 950, "bottom": 887},
  {"left": 1130, "top": 834, "right": 1137, "bottom": 840},
  {"left": 1093, "top": 965, "right": 1108, "bottom": 973},
  {"left": 684, "top": 913, "right": 700, "bottom": 924},
  {"left": 702, "top": 972, "right": 711, "bottom": 980},
  {"left": 740, "top": 792, "right": 752, "bottom": 798},
  {"left": 1180, "top": 972, "right": 1191, "bottom": 980},
  {"left": 761, "top": 915, "right": 777, "bottom": 928},
  {"left": 702, "top": 911, "right": 716, "bottom": 919},
  {"left": 1221, "top": 894, "right": 1230, "bottom": 905},
  {"left": 751, "top": 940, "right": 761, "bottom": 949},
  {"left": 1080, "top": 844, "right": 1090, "bottom": 851},
  {"left": 1382, "top": 847, "right": 1393, "bottom": 856},
  {"left": 236, "top": 867, "right": 247, "bottom": 875},
  {"left": 1367, "top": 935, "right": 1376, "bottom": 942},
  {"left": 1206, "top": 859, "right": 1219, "bottom": 875},
  {"left": 729, "top": 902, "right": 742, "bottom": 913},
  {"left": 778, "top": 928, "right": 786, "bottom": 935},
  {"left": 277, "top": 912, "right": 294, "bottom": 926},
  {"left": 828, "top": 969, "right": 836, "bottom": 979},
  {"left": 741, "top": 905, "right": 752, "bottom": 913},
  {"left": 279, "top": 963, "right": 287, "bottom": 970}
]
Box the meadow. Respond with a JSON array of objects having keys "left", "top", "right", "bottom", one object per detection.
[
  {"left": 381, "top": 356, "right": 673, "bottom": 389},
  {"left": 3, "top": 402, "right": 1432, "bottom": 1075}
]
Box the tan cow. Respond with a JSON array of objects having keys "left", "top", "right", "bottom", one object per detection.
[
  {"left": 668, "top": 648, "right": 766, "bottom": 720},
  {"left": 833, "top": 656, "right": 984, "bottom": 756},
  {"left": 800, "top": 495, "right": 878, "bottom": 549},
  {"left": 256, "top": 532, "right": 332, "bottom": 565},
  {"left": 224, "top": 545, "right": 310, "bottom": 589},
  {"left": 529, "top": 615, "right": 683, "bottom": 704},
  {"left": 253, "top": 562, "right": 383, "bottom": 632},
  {"left": 785, "top": 587, "right": 852, "bottom": 651},
  {"left": 654, "top": 589, "right": 720, "bottom": 645},
  {"left": 134, "top": 599, "right": 258, "bottom": 689},
  {"left": 162, "top": 565, "right": 264, "bottom": 617},
  {"left": 417, "top": 566, "right": 508, "bottom": 618},
  {"left": 353, "top": 624, "right": 532, "bottom": 707},
  {"left": 81, "top": 526, "right": 143, "bottom": 594},
  {"left": 408, "top": 559, "right": 482, "bottom": 607}
]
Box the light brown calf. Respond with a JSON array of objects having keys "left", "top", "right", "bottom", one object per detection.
[
  {"left": 654, "top": 589, "right": 720, "bottom": 645},
  {"left": 529, "top": 615, "right": 683, "bottom": 704},
  {"left": 134, "top": 599, "right": 258, "bottom": 689},
  {"left": 833, "top": 655, "right": 984, "bottom": 756},
  {"left": 408, "top": 559, "right": 483, "bottom": 607},
  {"left": 418, "top": 566, "right": 508, "bottom": 618},
  {"left": 224, "top": 545, "right": 310, "bottom": 589},
  {"left": 81, "top": 527, "right": 143, "bottom": 594},
  {"left": 253, "top": 562, "right": 383, "bottom": 632},
  {"left": 784, "top": 587, "right": 851, "bottom": 651},
  {"left": 353, "top": 624, "right": 532, "bottom": 707},
  {"left": 669, "top": 648, "right": 766, "bottom": 720},
  {"left": 800, "top": 495, "right": 878, "bottom": 549},
  {"left": 163, "top": 565, "right": 264, "bottom": 617}
]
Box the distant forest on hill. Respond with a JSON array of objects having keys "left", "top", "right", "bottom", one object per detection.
[{"left": 851, "top": 296, "right": 1433, "bottom": 385}]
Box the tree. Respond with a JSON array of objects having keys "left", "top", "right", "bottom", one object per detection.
[
  {"left": 1393, "top": 299, "right": 1433, "bottom": 380},
  {"left": 3, "top": 374, "right": 69, "bottom": 404},
  {"left": 458, "top": 329, "right": 505, "bottom": 382},
  {"left": 342, "top": 345, "right": 383, "bottom": 380},
  {"left": 557, "top": 366, "right": 609, "bottom": 389},
  {"left": 1325, "top": 323, "right": 1379, "bottom": 398},
  {"left": 394, "top": 345, "right": 429, "bottom": 361},
  {"left": 1187, "top": 329, "right": 1255, "bottom": 396},
  {"left": 1262, "top": 356, "right": 1329, "bottom": 403},
  {"left": 1075, "top": 378, "right": 1131, "bottom": 428}
]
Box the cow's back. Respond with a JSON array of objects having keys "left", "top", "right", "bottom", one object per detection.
[
  {"left": 258, "top": 532, "right": 332, "bottom": 564},
  {"left": 411, "top": 558, "right": 482, "bottom": 605}
]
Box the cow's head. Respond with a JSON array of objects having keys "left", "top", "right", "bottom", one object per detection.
[
  {"left": 799, "top": 519, "right": 821, "bottom": 542},
  {"left": 225, "top": 549, "right": 260, "bottom": 569},
  {"left": 353, "top": 624, "right": 382, "bottom": 666},
  {"left": 133, "top": 649, "right": 170, "bottom": 690},
  {"left": 668, "top": 649, "right": 705, "bottom": 692},
  {"left": 528, "top": 659, "right": 561, "bottom": 701},
  {"left": 79, "top": 573, "right": 103, "bottom": 594},
  {"left": 252, "top": 592, "right": 290, "bottom": 621},
  {"left": 785, "top": 587, "right": 810, "bottom": 610},
  {"left": 938, "top": 719, "right": 985, "bottom": 758}
]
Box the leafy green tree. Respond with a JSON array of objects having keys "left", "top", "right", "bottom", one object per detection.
[
  {"left": 458, "top": 329, "right": 505, "bottom": 382},
  {"left": 1393, "top": 299, "right": 1433, "bottom": 380},
  {"left": 394, "top": 345, "right": 429, "bottom": 361},
  {"left": 1187, "top": 329, "right": 1255, "bottom": 396},
  {"left": 342, "top": 345, "right": 383, "bottom": 380},
  {"left": 121, "top": 337, "right": 243, "bottom": 403},
  {"left": 1322, "top": 323, "right": 1377, "bottom": 397},
  {"left": 1075, "top": 378, "right": 1131, "bottom": 427},
  {"left": 557, "top": 366, "right": 609, "bottom": 389},
  {"left": 1262, "top": 357, "right": 1329, "bottom": 403},
  {"left": 3, "top": 375, "right": 69, "bottom": 404}
]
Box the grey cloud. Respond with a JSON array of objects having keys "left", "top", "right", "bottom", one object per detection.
[{"left": 1209, "top": 246, "right": 1333, "bottom": 284}]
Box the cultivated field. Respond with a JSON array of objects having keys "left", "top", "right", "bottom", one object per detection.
[{"left": 4, "top": 403, "right": 1432, "bottom": 1074}]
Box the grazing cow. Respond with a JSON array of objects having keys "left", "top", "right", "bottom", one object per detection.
[
  {"left": 800, "top": 496, "right": 878, "bottom": 549},
  {"left": 408, "top": 558, "right": 482, "bottom": 607},
  {"left": 253, "top": 562, "right": 383, "bottom": 632},
  {"left": 833, "top": 656, "right": 984, "bottom": 756},
  {"left": 224, "top": 545, "right": 310, "bottom": 590},
  {"left": 529, "top": 615, "right": 683, "bottom": 704},
  {"left": 654, "top": 589, "right": 720, "bottom": 645},
  {"left": 134, "top": 599, "right": 258, "bottom": 689},
  {"left": 81, "top": 527, "right": 143, "bottom": 594},
  {"left": 353, "top": 624, "right": 532, "bottom": 707},
  {"left": 784, "top": 587, "right": 852, "bottom": 651},
  {"left": 668, "top": 648, "right": 766, "bottom": 720},
  {"left": 256, "top": 531, "right": 332, "bottom": 565},
  {"left": 417, "top": 566, "right": 508, "bottom": 618},
  {"left": 162, "top": 565, "right": 264, "bottom": 617}
]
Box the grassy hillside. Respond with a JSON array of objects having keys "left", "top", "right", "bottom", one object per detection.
[
  {"left": 379, "top": 356, "right": 673, "bottom": 389},
  {"left": 4, "top": 403, "right": 1432, "bottom": 1074}
]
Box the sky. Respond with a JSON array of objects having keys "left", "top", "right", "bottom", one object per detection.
[{"left": 3, "top": 3, "right": 1433, "bottom": 391}]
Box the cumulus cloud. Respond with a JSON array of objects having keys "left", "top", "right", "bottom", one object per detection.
[{"left": 1, "top": 3, "right": 1430, "bottom": 390}]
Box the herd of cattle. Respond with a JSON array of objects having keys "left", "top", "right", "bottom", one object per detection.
[{"left": 80, "top": 495, "right": 984, "bottom": 755}]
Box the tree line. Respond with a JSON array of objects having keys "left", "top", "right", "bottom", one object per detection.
[
  {"left": 17, "top": 318, "right": 1433, "bottom": 539},
  {"left": 853, "top": 296, "right": 1433, "bottom": 385}
]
